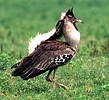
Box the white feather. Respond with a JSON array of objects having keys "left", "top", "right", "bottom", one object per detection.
[
  {"left": 63, "top": 21, "right": 80, "bottom": 49},
  {"left": 60, "top": 12, "right": 66, "bottom": 20},
  {"left": 28, "top": 28, "right": 56, "bottom": 54}
]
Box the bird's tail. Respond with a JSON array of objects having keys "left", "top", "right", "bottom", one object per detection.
[
  {"left": 11, "top": 61, "right": 47, "bottom": 80},
  {"left": 11, "top": 62, "right": 20, "bottom": 69}
]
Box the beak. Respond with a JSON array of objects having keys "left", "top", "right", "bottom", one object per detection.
[{"left": 75, "top": 19, "right": 83, "bottom": 23}]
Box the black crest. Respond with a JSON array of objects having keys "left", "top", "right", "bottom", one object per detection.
[{"left": 66, "top": 8, "right": 75, "bottom": 18}]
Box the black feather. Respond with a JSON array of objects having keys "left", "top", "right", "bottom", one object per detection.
[
  {"left": 11, "top": 41, "right": 76, "bottom": 80},
  {"left": 66, "top": 8, "right": 75, "bottom": 18},
  {"left": 48, "top": 20, "right": 64, "bottom": 41},
  {"left": 11, "top": 62, "right": 20, "bottom": 69}
]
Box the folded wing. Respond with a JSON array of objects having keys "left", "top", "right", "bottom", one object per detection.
[{"left": 11, "top": 40, "right": 75, "bottom": 80}]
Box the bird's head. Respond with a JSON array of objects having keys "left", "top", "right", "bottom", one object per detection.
[{"left": 60, "top": 8, "right": 83, "bottom": 24}]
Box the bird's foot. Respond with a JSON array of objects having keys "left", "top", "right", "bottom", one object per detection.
[
  {"left": 46, "top": 77, "right": 68, "bottom": 90},
  {"left": 55, "top": 82, "right": 68, "bottom": 90}
]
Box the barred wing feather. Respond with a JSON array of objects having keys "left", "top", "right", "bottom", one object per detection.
[{"left": 11, "top": 40, "right": 75, "bottom": 80}]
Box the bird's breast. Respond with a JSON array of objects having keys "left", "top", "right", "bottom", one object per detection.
[{"left": 63, "top": 28, "right": 80, "bottom": 47}]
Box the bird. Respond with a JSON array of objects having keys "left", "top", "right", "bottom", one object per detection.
[{"left": 11, "top": 8, "right": 83, "bottom": 90}]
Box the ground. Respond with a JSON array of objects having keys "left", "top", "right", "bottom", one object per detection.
[{"left": 0, "top": 0, "right": 109, "bottom": 99}]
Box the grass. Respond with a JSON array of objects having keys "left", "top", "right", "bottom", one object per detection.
[{"left": 0, "top": 0, "right": 109, "bottom": 99}]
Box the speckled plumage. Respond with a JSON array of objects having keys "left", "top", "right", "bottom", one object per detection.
[
  {"left": 11, "top": 8, "right": 83, "bottom": 90},
  {"left": 12, "top": 40, "right": 75, "bottom": 80}
]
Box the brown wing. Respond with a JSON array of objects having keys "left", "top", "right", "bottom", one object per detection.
[{"left": 11, "top": 40, "right": 76, "bottom": 80}]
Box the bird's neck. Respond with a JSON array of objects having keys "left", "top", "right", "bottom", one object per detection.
[{"left": 63, "top": 22, "right": 80, "bottom": 51}]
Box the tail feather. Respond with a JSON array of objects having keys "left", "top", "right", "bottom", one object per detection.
[
  {"left": 12, "top": 66, "right": 26, "bottom": 76},
  {"left": 11, "top": 62, "right": 47, "bottom": 80},
  {"left": 11, "top": 62, "right": 20, "bottom": 69},
  {"left": 12, "top": 62, "right": 31, "bottom": 76},
  {"left": 21, "top": 68, "right": 46, "bottom": 80}
]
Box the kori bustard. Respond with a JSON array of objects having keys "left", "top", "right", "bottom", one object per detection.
[{"left": 11, "top": 8, "right": 83, "bottom": 90}]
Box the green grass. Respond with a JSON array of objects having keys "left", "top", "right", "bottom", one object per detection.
[{"left": 0, "top": 0, "right": 109, "bottom": 99}]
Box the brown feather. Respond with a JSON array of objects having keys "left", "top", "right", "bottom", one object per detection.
[{"left": 11, "top": 40, "right": 76, "bottom": 80}]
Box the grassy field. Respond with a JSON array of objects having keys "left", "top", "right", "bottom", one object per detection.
[{"left": 0, "top": 0, "right": 109, "bottom": 99}]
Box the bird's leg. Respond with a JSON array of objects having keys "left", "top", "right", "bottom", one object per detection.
[
  {"left": 46, "top": 70, "right": 53, "bottom": 82},
  {"left": 46, "top": 69, "right": 68, "bottom": 90},
  {"left": 52, "top": 68, "right": 68, "bottom": 90},
  {"left": 52, "top": 68, "right": 57, "bottom": 90},
  {"left": 68, "top": 63, "right": 70, "bottom": 70},
  {"left": 55, "top": 82, "right": 68, "bottom": 90}
]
